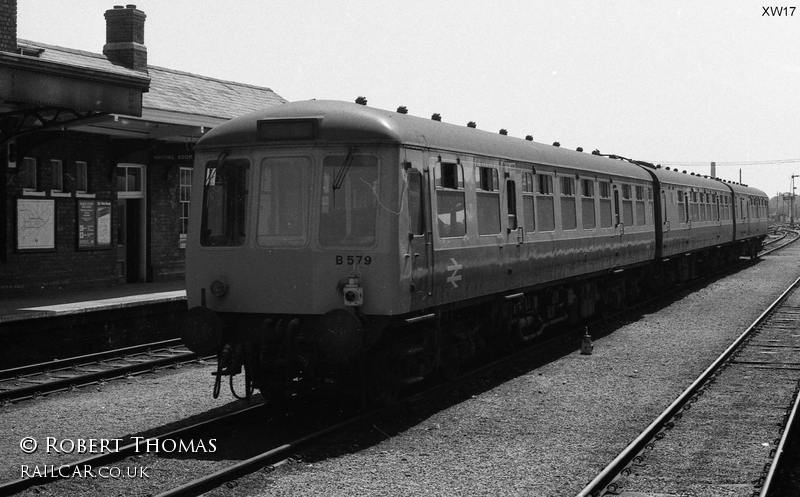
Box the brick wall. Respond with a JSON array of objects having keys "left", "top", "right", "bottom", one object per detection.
[
  {"left": 149, "top": 147, "right": 190, "bottom": 280},
  {"left": 1, "top": 132, "right": 118, "bottom": 297},
  {"left": 1, "top": 132, "right": 190, "bottom": 298},
  {"left": 0, "top": 0, "right": 17, "bottom": 53}
]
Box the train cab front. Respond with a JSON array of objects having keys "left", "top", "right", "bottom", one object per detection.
[{"left": 179, "top": 145, "right": 397, "bottom": 402}]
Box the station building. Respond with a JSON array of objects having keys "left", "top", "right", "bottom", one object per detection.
[{"left": 0, "top": 2, "right": 286, "bottom": 297}]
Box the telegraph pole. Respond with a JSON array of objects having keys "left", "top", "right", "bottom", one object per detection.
[{"left": 792, "top": 174, "right": 799, "bottom": 226}]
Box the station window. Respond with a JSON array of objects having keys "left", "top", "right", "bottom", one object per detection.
[
  {"left": 476, "top": 165, "right": 501, "bottom": 235},
  {"left": 179, "top": 167, "right": 192, "bottom": 247},
  {"left": 75, "top": 161, "right": 88, "bottom": 193},
  {"left": 435, "top": 162, "right": 466, "bottom": 238},
  {"left": 320, "top": 154, "right": 378, "bottom": 247},
  {"left": 50, "top": 159, "right": 63, "bottom": 192},
  {"left": 116, "top": 164, "right": 144, "bottom": 197},
  {"left": 21, "top": 157, "right": 38, "bottom": 191},
  {"left": 560, "top": 176, "right": 576, "bottom": 230},
  {"left": 581, "top": 179, "right": 595, "bottom": 229},
  {"left": 598, "top": 181, "right": 612, "bottom": 228},
  {"left": 536, "top": 174, "right": 555, "bottom": 231},
  {"left": 522, "top": 172, "right": 535, "bottom": 232}
]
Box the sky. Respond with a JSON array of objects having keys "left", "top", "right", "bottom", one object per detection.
[{"left": 16, "top": 1, "right": 800, "bottom": 198}]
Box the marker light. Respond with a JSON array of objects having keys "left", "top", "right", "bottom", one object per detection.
[{"left": 210, "top": 280, "right": 228, "bottom": 298}]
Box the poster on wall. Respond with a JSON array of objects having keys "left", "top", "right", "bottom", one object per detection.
[
  {"left": 77, "top": 200, "right": 96, "bottom": 248},
  {"left": 96, "top": 201, "right": 111, "bottom": 246},
  {"left": 77, "top": 199, "right": 112, "bottom": 250},
  {"left": 16, "top": 198, "right": 56, "bottom": 251}
]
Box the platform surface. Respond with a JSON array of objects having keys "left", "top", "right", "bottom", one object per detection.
[{"left": 0, "top": 281, "right": 186, "bottom": 323}]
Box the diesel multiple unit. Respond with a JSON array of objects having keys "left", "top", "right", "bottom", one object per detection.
[{"left": 181, "top": 100, "right": 768, "bottom": 401}]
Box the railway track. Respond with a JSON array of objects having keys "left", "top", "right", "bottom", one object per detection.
[
  {"left": 761, "top": 227, "right": 800, "bottom": 254},
  {"left": 0, "top": 339, "right": 207, "bottom": 403},
  {"left": 3, "top": 235, "right": 795, "bottom": 495},
  {"left": 577, "top": 274, "right": 800, "bottom": 497}
]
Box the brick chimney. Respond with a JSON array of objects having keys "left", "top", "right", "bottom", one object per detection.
[
  {"left": 103, "top": 4, "right": 147, "bottom": 72},
  {"left": 0, "top": 0, "right": 17, "bottom": 53}
]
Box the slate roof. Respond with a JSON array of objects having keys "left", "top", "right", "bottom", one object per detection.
[{"left": 17, "top": 39, "right": 287, "bottom": 120}]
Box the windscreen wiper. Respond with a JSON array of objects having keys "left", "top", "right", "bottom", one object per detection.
[{"left": 332, "top": 147, "right": 355, "bottom": 191}]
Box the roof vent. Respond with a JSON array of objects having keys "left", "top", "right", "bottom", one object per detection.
[
  {"left": 431, "top": 113, "right": 441, "bottom": 121},
  {"left": 525, "top": 135, "right": 533, "bottom": 141},
  {"left": 467, "top": 121, "right": 477, "bottom": 128},
  {"left": 355, "top": 96, "right": 367, "bottom": 105},
  {"left": 576, "top": 147, "right": 583, "bottom": 152},
  {"left": 396, "top": 106, "right": 408, "bottom": 114},
  {"left": 552, "top": 141, "right": 561, "bottom": 147},
  {"left": 499, "top": 129, "right": 508, "bottom": 135},
  {"left": 592, "top": 149, "right": 601, "bottom": 155}
]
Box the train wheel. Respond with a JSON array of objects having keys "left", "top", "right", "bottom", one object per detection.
[
  {"left": 439, "top": 344, "right": 461, "bottom": 381},
  {"left": 365, "top": 347, "right": 402, "bottom": 405}
]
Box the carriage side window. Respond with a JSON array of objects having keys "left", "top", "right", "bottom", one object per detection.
[
  {"left": 476, "top": 165, "right": 501, "bottom": 235},
  {"left": 581, "top": 179, "right": 595, "bottom": 229},
  {"left": 536, "top": 174, "right": 555, "bottom": 231},
  {"left": 690, "top": 191, "right": 699, "bottom": 222},
  {"left": 722, "top": 195, "right": 731, "bottom": 221},
  {"left": 320, "top": 154, "right": 378, "bottom": 247},
  {"left": 407, "top": 169, "right": 424, "bottom": 236},
  {"left": 647, "top": 187, "right": 653, "bottom": 225},
  {"left": 435, "top": 162, "right": 466, "bottom": 238},
  {"left": 201, "top": 158, "right": 250, "bottom": 246},
  {"left": 522, "top": 172, "right": 535, "bottom": 232},
  {"left": 257, "top": 157, "right": 310, "bottom": 246},
  {"left": 621, "top": 184, "right": 633, "bottom": 226},
  {"left": 506, "top": 179, "right": 518, "bottom": 230},
  {"left": 634, "top": 185, "right": 646, "bottom": 226},
  {"left": 560, "top": 176, "right": 576, "bottom": 230},
  {"left": 701, "top": 192, "right": 708, "bottom": 221},
  {"left": 598, "top": 181, "right": 612, "bottom": 228},
  {"left": 677, "top": 190, "right": 686, "bottom": 223}
]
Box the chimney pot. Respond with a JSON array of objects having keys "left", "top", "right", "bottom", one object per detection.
[{"left": 103, "top": 5, "right": 147, "bottom": 72}]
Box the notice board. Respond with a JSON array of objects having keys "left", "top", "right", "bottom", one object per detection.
[
  {"left": 16, "top": 198, "right": 55, "bottom": 251},
  {"left": 77, "top": 199, "right": 112, "bottom": 250}
]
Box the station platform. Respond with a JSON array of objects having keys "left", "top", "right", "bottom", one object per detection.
[{"left": 0, "top": 281, "right": 186, "bottom": 324}]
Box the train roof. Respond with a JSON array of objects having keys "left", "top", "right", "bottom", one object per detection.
[
  {"left": 197, "top": 100, "right": 653, "bottom": 181},
  {"left": 650, "top": 166, "right": 767, "bottom": 198}
]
